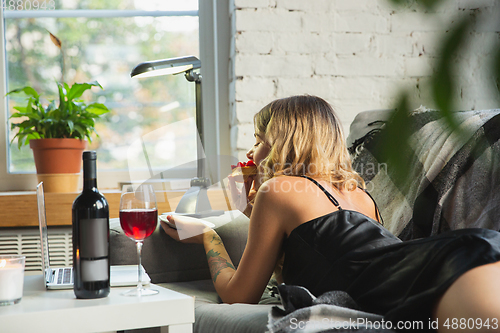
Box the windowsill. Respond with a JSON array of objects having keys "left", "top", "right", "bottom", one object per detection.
[{"left": 0, "top": 189, "right": 231, "bottom": 228}]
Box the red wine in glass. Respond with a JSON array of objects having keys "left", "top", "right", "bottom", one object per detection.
[
  {"left": 120, "top": 209, "right": 158, "bottom": 241},
  {"left": 119, "top": 184, "right": 158, "bottom": 296}
]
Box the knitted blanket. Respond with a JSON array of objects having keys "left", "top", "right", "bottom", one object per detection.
[
  {"left": 349, "top": 109, "right": 500, "bottom": 240},
  {"left": 267, "top": 285, "right": 395, "bottom": 333}
]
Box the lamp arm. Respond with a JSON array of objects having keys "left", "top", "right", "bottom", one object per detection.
[
  {"left": 185, "top": 69, "right": 205, "bottom": 180},
  {"left": 185, "top": 69, "right": 201, "bottom": 83}
]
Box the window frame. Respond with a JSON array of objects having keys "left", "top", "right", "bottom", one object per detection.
[{"left": 0, "top": 0, "right": 230, "bottom": 191}]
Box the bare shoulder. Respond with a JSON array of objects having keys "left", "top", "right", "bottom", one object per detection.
[
  {"left": 257, "top": 176, "right": 313, "bottom": 201},
  {"left": 342, "top": 187, "right": 380, "bottom": 222},
  {"left": 253, "top": 177, "right": 308, "bottom": 216},
  {"left": 253, "top": 176, "right": 328, "bottom": 225},
  {"left": 253, "top": 176, "right": 379, "bottom": 232},
  {"left": 261, "top": 177, "right": 379, "bottom": 222},
  {"left": 255, "top": 176, "right": 301, "bottom": 205},
  {"left": 247, "top": 177, "right": 296, "bottom": 235}
]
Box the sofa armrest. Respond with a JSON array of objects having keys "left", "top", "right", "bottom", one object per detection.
[
  {"left": 346, "top": 109, "right": 393, "bottom": 150},
  {"left": 110, "top": 210, "right": 249, "bottom": 284}
]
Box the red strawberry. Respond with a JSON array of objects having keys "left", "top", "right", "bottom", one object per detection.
[
  {"left": 246, "top": 160, "right": 255, "bottom": 166},
  {"left": 237, "top": 162, "right": 245, "bottom": 168}
]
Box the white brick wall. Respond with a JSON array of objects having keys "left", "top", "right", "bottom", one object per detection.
[{"left": 229, "top": 0, "right": 500, "bottom": 157}]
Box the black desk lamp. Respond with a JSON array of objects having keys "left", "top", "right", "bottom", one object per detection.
[{"left": 131, "top": 55, "right": 223, "bottom": 217}]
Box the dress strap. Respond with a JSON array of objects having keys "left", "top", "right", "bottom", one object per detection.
[
  {"left": 300, "top": 175, "right": 342, "bottom": 209},
  {"left": 361, "top": 188, "right": 384, "bottom": 224}
]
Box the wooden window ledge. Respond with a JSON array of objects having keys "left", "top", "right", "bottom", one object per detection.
[{"left": 0, "top": 189, "right": 231, "bottom": 228}]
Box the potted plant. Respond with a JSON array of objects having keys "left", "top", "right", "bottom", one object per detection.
[{"left": 8, "top": 81, "right": 110, "bottom": 192}]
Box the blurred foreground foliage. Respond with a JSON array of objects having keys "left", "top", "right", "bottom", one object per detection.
[{"left": 381, "top": 0, "right": 500, "bottom": 185}]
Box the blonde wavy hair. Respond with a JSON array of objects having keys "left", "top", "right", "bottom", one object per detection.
[{"left": 254, "top": 95, "right": 364, "bottom": 191}]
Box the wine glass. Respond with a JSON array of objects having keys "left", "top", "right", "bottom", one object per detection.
[{"left": 119, "top": 184, "right": 159, "bottom": 296}]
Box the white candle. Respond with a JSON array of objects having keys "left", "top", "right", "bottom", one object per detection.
[{"left": 0, "top": 256, "right": 25, "bottom": 305}]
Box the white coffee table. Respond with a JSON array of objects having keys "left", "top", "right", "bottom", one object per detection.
[{"left": 0, "top": 274, "right": 194, "bottom": 333}]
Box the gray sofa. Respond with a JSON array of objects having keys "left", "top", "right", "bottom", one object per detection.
[{"left": 110, "top": 108, "right": 500, "bottom": 333}]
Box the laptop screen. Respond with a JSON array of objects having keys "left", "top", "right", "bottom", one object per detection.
[{"left": 36, "top": 182, "right": 51, "bottom": 276}]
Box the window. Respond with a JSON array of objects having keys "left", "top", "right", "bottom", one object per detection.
[{"left": 0, "top": 0, "right": 230, "bottom": 191}]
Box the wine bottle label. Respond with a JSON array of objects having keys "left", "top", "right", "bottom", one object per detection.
[
  {"left": 81, "top": 259, "right": 109, "bottom": 282},
  {"left": 79, "top": 218, "right": 108, "bottom": 258}
]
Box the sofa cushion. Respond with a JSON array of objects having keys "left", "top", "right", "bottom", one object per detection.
[
  {"left": 193, "top": 302, "right": 273, "bottom": 333},
  {"left": 160, "top": 279, "right": 220, "bottom": 303},
  {"left": 159, "top": 279, "right": 279, "bottom": 333}
]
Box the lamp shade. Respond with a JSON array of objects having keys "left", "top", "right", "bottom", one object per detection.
[{"left": 130, "top": 55, "right": 201, "bottom": 78}]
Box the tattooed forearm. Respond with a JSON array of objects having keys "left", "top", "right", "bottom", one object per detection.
[
  {"left": 210, "top": 234, "right": 223, "bottom": 245},
  {"left": 206, "top": 249, "right": 235, "bottom": 283}
]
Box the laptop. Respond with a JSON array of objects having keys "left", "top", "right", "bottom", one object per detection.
[{"left": 36, "top": 182, "right": 151, "bottom": 289}]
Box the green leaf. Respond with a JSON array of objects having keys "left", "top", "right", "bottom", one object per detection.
[
  {"left": 16, "top": 135, "right": 26, "bottom": 149},
  {"left": 73, "top": 124, "right": 86, "bottom": 136},
  {"left": 27, "top": 99, "right": 38, "bottom": 118},
  {"left": 67, "top": 81, "right": 103, "bottom": 101},
  {"left": 58, "top": 82, "right": 66, "bottom": 112},
  {"left": 63, "top": 82, "right": 70, "bottom": 93},
  {"left": 80, "top": 118, "right": 95, "bottom": 126},
  {"left": 12, "top": 129, "right": 40, "bottom": 148},
  {"left": 431, "top": 16, "right": 472, "bottom": 132},
  {"left": 86, "top": 103, "right": 110, "bottom": 115},
  {"left": 23, "top": 132, "right": 41, "bottom": 147},
  {"left": 46, "top": 100, "right": 57, "bottom": 113},
  {"left": 67, "top": 120, "right": 75, "bottom": 134},
  {"left": 27, "top": 111, "right": 41, "bottom": 121},
  {"left": 371, "top": 92, "right": 414, "bottom": 189},
  {"left": 10, "top": 110, "right": 31, "bottom": 118},
  {"left": 40, "top": 118, "right": 55, "bottom": 126},
  {"left": 7, "top": 86, "right": 40, "bottom": 99},
  {"left": 88, "top": 80, "right": 103, "bottom": 89},
  {"left": 16, "top": 119, "right": 36, "bottom": 129},
  {"left": 12, "top": 106, "right": 28, "bottom": 112},
  {"left": 27, "top": 132, "right": 41, "bottom": 140}
]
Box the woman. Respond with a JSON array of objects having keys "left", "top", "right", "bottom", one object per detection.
[{"left": 161, "top": 95, "right": 500, "bottom": 331}]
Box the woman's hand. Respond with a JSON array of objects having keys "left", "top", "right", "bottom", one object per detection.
[
  {"left": 228, "top": 175, "right": 257, "bottom": 217},
  {"left": 160, "top": 215, "right": 213, "bottom": 244}
]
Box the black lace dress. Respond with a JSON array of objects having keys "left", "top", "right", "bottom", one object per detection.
[{"left": 282, "top": 176, "right": 500, "bottom": 323}]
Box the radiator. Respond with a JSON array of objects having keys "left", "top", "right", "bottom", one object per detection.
[{"left": 0, "top": 227, "right": 72, "bottom": 272}]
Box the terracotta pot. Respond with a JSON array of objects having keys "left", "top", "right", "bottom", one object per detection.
[{"left": 29, "top": 138, "right": 87, "bottom": 174}]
